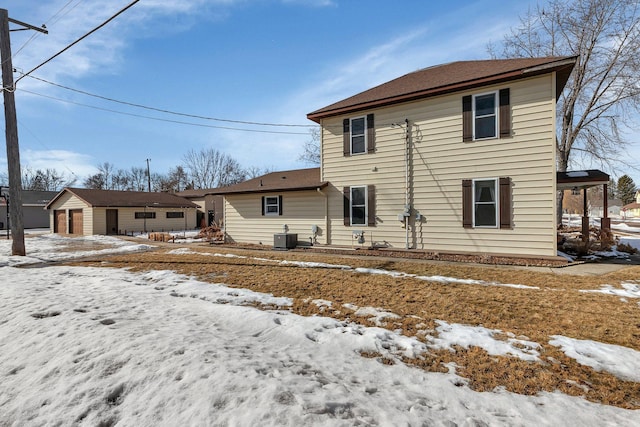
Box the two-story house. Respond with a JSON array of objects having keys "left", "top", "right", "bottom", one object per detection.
[{"left": 215, "top": 57, "right": 577, "bottom": 259}]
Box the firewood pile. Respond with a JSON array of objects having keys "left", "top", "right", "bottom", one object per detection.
[
  {"left": 148, "top": 232, "right": 175, "bottom": 243},
  {"left": 198, "top": 225, "right": 225, "bottom": 244}
]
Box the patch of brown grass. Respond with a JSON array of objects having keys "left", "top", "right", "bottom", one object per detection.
[{"left": 65, "top": 245, "right": 640, "bottom": 409}]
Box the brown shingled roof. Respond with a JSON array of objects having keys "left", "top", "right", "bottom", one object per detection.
[
  {"left": 307, "top": 56, "right": 577, "bottom": 121},
  {"left": 204, "top": 168, "right": 327, "bottom": 195},
  {"left": 45, "top": 188, "right": 198, "bottom": 209}
]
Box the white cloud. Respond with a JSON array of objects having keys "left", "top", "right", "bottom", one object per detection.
[{"left": 18, "top": 149, "right": 97, "bottom": 181}]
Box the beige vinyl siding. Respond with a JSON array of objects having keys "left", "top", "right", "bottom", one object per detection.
[
  {"left": 322, "top": 74, "right": 558, "bottom": 257},
  {"left": 92, "top": 209, "right": 107, "bottom": 235},
  {"left": 110, "top": 208, "right": 196, "bottom": 233},
  {"left": 223, "top": 191, "right": 327, "bottom": 245},
  {"left": 48, "top": 192, "right": 92, "bottom": 236}
]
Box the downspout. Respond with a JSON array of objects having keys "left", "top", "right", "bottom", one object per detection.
[
  {"left": 317, "top": 187, "right": 328, "bottom": 245},
  {"left": 405, "top": 118, "right": 410, "bottom": 249}
]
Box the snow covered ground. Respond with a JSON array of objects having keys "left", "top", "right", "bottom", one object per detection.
[{"left": 1, "top": 234, "right": 639, "bottom": 426}]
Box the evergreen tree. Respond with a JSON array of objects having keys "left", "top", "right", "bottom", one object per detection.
[
  {"left": 607, "top": 179, "right": 617, "bottom": 200},
  {"left": 617, "top": 175, "right": 636, "bottom": 205}
]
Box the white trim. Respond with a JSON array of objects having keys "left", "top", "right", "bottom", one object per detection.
[
  {"left": 350, "top": 116, "right": 367, "bottom": 155},
  {"left": 349, "top": 185, "right": 367, "bottom": 226},
  {"left": 472, "top": 91, "right": 498, "bottom": 140},
  {"left": 472, "top": 178, "right": 499, "bottom": 228}
]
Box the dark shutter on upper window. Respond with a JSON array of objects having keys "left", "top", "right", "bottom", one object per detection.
[
  {"left": 367, "top": 184, "right": 376, "bottom": 226},
  {"left": 499, "top": 177, "right": 512, "bottom": 229},
  {"left": 343, "top": 186, "right": 350, "bottom": 226},
  {"left": 366, "top": 114, "right": 375, "bottom": 154},
  {"left": 499, "top": 88, "right": 510, "bottom": 138},
  {"left": 462, "top": 179, "right": 472, "bottom": 228},
  {"left": 343, "top": 119, "right": 350, "bottom": 156},
  {"left": 278, "top": 195, "right": 283, "bottom": 216},
  {"left": 261, "top": 196, "right": 265, "bottom": 216},
  {"left": 462, "top": 95, "right": 472, "bottom": 142}
]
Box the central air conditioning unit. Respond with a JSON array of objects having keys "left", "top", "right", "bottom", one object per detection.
[{"left": 274, "top": 233, "right": 297, "bottom": 250}]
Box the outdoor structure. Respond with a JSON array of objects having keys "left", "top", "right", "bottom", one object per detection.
[
  {"left": 45, "top": 188, "right": 198, "bottom": 236},
  {"left": 622, "top": 190, "right": 640, "bottom": 218},
  {"left": 303, "top": 56, "right": 578, "bottom": 258},
  {"left": 0, "top": 189, "right": 57, "bottom": 230},
  {"left": 203, "top": 168, "right": 328, "bottom": 245},
  {"left": 175, "top": 189, "right": 224, "bottom": 228},
  {"left": 556, "top": 170, "right": 611, "bottom": 241}
]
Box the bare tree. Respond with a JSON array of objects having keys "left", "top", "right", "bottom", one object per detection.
[
  {"left": 159, "top": 165, "right": 190, "bottom": 192},
  {"left": 491, "top": 0, "right": 640, "bottom": 221},
  {"left": 22, "top": 167, "right": 74, "bottom": 191},
  {"left": 83, "top": 162, "right": 124, "bottom": 190},
  {"left": 245, "top": 166, "right": 274, "bottom": 179},
  {"left": 0, "top": 171, "right": 7, "bottom": 186},
  {"left": 83, "top": 173, "right": 105, "bottom": 189},
  {"left": 298, "top": 127, "right": 320, "bottom": 165},
  {"left": 127, "top": 167, "right": 147, "bottom": 192},
  {"left": 97, "top": 162, "right": 116, "bottom": 189},
  {"left": 182, "top": 148, "right": 246, "bottom": 189}
]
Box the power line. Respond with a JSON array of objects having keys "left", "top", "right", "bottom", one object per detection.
[
  {"left": 19, "top": 88, "right": 311, "bottom": 135},
  {"left": 15, "top": 0, "right": 140, "bottom": 84},
  {"left": 23, "top": 73, "right": 316, "bottom": 128},
  {"left": 13, "top": 0, "right": 84, "bottom": 59}
]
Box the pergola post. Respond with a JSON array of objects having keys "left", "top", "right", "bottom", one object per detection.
[
  {"left": 601, "top": 183, "right": 611, "bottom": 233},
  {"left": 582, "top": 187, "right": 589, "bottom": 242}
]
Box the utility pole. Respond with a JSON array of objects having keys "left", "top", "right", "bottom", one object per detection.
[
  {"left": 146, "top": 158, "right": 151, "bottom": 192},
  {"left": 0, "top": 9, "right": 47, "bottom": 256}
]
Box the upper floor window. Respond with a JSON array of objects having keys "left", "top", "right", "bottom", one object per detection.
[
  {"left": 343, "top": 114, "right": 375, "bottom": 156},
  {"left": 350, "top": 117, "right": 366, "bottom": 154},
  {"left": 462, "top": 88, "right": 510, "bottom": 142},
  {"left": 473, "top": 92, "right": 497, "bottom": 140}
]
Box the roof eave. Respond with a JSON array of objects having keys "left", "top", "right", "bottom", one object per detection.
[
  {"left": 307, "top": 57, "right": 578, "bottom": 122},
  {"left": 212, "top": 182, "right": 329, "bottom": 196}
]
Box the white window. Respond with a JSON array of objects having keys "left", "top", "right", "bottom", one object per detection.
[
  {"left": 350, "top": 117, "right": 366, "bottom": 154},
  {"left": 473, "top": 178, "right": 498, "bottom": 227},
  {"left": 350, "top": 186, "right": 367, "bottom": 225},
  {"left": 264, "top": 196, "right": 280, "bottom": 216},
  {"left": 473, "top": 92, "right": 498, "bottom": 139}
]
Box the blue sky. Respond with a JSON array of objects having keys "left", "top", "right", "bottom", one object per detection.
[{"left": 2, "top": 0, "right": 638, "bottom": 186}]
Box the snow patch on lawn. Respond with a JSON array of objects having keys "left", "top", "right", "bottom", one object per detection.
[
  {"left": 2, "top": 234, "right": 153, "bottom": 266},
  {"left": 550, "top": 336, "right": 640, "bottom": 382},
  {"left": 581, "top": 282, "right": 640, "bottom": 299},
  {"left": 427, "top": 321, "right": 542, "bottom": 362}
]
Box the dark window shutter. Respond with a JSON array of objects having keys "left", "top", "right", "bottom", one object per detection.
[
  {"left": 278, "top": 195, "right": 283, "bottom": 216},
  {"left": 499, "top": 177, "right": 512, "bottom": 229},
  {"left": 261, "top": 196, "right": 265, "bottom": 216},
  {"left": 462, "top": 180, "right": 472, "bottom": 228},
  {"left": 343, "top": 119, "right": 350, "bottom": 156},
  {"left": 366, "top": 114, "right": 375, "bottom": 154},
  {"left": 499, "top": 88, "right": 510, "bottom": 138},
  {"left": 462, "top": 95, "right": 472, "bottom": 142},
  {"left": 343, "top": 187, "right": 350, "bottom": 226},
  {"left": 367, "top": 185, "right": 376, "bottom": 226}
]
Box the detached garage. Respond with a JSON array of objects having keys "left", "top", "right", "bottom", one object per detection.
[{"left": 45, "top": 188, "right": 198, "bottom": 236}]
